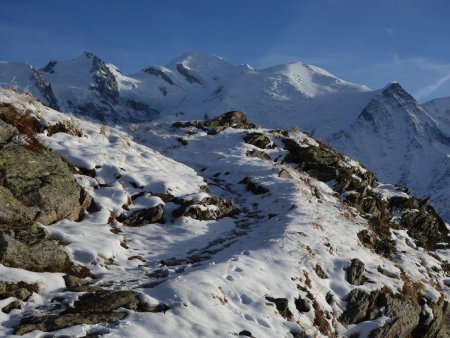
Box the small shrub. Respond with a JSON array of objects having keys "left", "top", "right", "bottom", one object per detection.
[{"left": 47, "top": 119, "right": 84, "bottom": 137}]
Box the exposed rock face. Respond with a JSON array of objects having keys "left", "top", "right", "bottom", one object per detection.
[
  {"left": 282, "top": 136, "right": 449, "bottom": 253},
  {"left": 0, "top": 120, "right": 18, "bottom": 142},
  {"left": 143, "top": 67, "right": 174, "bottom": 85},
  {"left": 341, "top": 288, "right": 449, "bottom": 338},
  {"left": 265, "top": 297, "right": 293, "bottom": 319},
  {"left": 176, "top": 63, "right": 202, "bottom": 84},
  {"left": 0, "top": 224, "right": 72, "bottom": 273},
  {"left": 246, "top": 149, "right": 271, "bottom": 161},
  {"left": 173, "top": 111, "right": 257, "bottom": 135},
  {"left": 31, "top": 69, "right": 59, "bottom": 110},
  {"left": 173, "top": 196, "right": 239, "bottom": 221},
  {"left": 14, "top": 290, "right": 169, "bottom": 335},
  {"left": 401, "top": 209, "right": 449, "bottom": 249},
  {"left": 341, "top": 288, "right": 421, "bottom": 334},
  {"left": 0, "top": 280, "right": 39, "bottom": 301},
  {"left": 0, "top": 143, "right": 92, "bottom": 225},
  {"left": 118, "top": 204, "right": 164, "bottom": 226},
  {"left": 347, "top": 258, "right": 365, "bottom": 286},
  {"left": 240, "top": 176, "right": 269, "bottom": 195},
  {"left": 243, "top": 133, "right": 273, "bottom": 149}
]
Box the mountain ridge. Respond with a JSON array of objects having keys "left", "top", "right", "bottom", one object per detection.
[{"left": 0, "top": 52, "right": 448, "bottom": 221}]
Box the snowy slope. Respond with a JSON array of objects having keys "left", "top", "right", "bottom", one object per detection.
[
  {"left": 0, "top": 89, "right": 449, "bottom": 338},
  {"left": 422, "top": 97, "right": 450, "bottom": 136},
  {"left": 331, "top": 82, "right": 450, "bottom": 221}
]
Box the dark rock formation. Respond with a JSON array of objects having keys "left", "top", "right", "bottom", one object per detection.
[
  {"left": 240, "top": 176, "right": 269, "bottom": 195},
  {"left": 176, "top": 63, "right": 202, "bottom": 84},
  {"left": 118, "top": 204, "right": 164, "bottom": 226},
  {"left": 0, "top": 280, "right": 39, "bottom": 301},
  {"left": 265, "top": 296, "right": 293, "bottom": 319},
  {"left": 347, "top": 258, "right": 365, "bottom": 286},
  {"left": 173, "top": 196, "right": 239, "bottom": 221},
  {"left": 14, "top": 290, "right": 169, "bottom": 335},
  {"left": 0, "top": 224, "right": 86, "bottom": 276},
  {"left": 0, "top": 120, "right": 18, "bottom": 142},
  {"left": 243, "top": 132, "right": 273, "bottom": 149},
  {"left": 143, "top": 67, "right": 174, "bottom": 85}
]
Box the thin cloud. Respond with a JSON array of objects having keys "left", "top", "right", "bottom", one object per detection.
[
  {"left": 415, "top": 71, "right": 450, "bottom": 100},
  {"left": 383, "top": 28, "right": 394, "bottom": 36}
]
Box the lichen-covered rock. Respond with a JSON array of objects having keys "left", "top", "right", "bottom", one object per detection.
[
  {"left": 173, "top": 196, "right": 239, "bottom": 221},
  {"left": 0, "top": 224, "right": 74, "bottom": 274},
  {"left": 243, "top": 133, "right": 272, "bottom": 149},
  {"left": 347, "top": 258, "right": 365, "bottom": 286},
  {"left": 341, "top": 288, "right": 422, "bottom": 337},
  {"left": 14, "top": 290, "right": 169, "bottom": 335},
  {"left": 118, "top": 204, "right": 164, "bottom": 226},
  {"left": 14, "top": 312, "right": 127, "bottom": 336},
  {"left": 205, "top": 111, "right": 254, "bottom": 129},
  {"left": 0, "top": 120, "right": 18, "bottom": 142},
  {"left": 246, "top": 149, "right": 271, "bottom": 161},
  {"left": 401, "top": 210, "right": 449, "bottom": 249},
  {"left": 240, "top": 177, "right": 269, "bottom": 195},
  {"left": 1, "top": 300, "right": 21, "bottom": 314},
  {"left": 0, "top": 280, "right": 39, "bottom": 301},
  {"left": 0, "top": 143, "right": 92, "bottom": 225}
]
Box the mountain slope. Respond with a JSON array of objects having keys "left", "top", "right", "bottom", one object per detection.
[
  {"left": 0, "top": 89, "right": 449, "bottom": 337},
  {"left": 422, "top": 96, "right": 450, "bottom": 136},
  {"left": 331, "top": 82, "right": 450, "bottom": 221}
]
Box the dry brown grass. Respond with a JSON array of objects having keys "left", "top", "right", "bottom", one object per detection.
[
  {"left": 400, "top": 273, "right": 424, "bottom": 301},
  {"left": 0, "top": 103, "right": 46, "bottom": 151}
]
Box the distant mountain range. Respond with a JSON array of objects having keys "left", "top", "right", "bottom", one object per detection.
[{"left": 1, "top": 52, "right": 449, "bottom": 220}]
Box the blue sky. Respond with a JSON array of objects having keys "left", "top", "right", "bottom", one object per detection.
[{"left": 1, "top": 0, "right": 449, "bottom": 101}]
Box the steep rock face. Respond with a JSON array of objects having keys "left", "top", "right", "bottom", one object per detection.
[{"left": 331, "top": 83, "right": 450, "bottom": 220}]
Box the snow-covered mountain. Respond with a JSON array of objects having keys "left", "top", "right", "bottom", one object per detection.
[
  {"left": 331, "top": 82, "right": 450, "bottom": 221},
  {"left": 0, "top": 52, "right": 449, "bottom": 221},
  {"left": 0, "top": 88, "right": 448, "bottom": 337},
  {"left": 422, "top": 96, "right": 450, "bottom": 136}
]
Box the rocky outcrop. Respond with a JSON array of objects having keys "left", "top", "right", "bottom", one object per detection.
[
  {"left": 240, "top": 176, "right": 269, "bottom": 195},
  {"left": 14, "top": 290, "right": 169, "bottom": 335},
  {"left": 118, "top": 204, "right": 164, "bottom": 226},
  {"left": 172, "top": 111, "right": 256, "bottom": 135},
  {"left": 0, "top": 280, "right": 39, "bottom": 301},
  {"left": 243, "top": 133, "right": 273, "bottom": 149},
  {"left": 347, "top": 258, "right": 365, "bottom": 286},
  {"left": 341, "top": 287, "right": 449, "bottom": 338},
  {"left": 173, "top": 196, "right": 239, "bottom": 221},
  {"left": 282, "top": 136, "right": 449, "bottom": 252},
  {"left": 0, "top": 224, "right": 89, "bottom": 276},
  {"left": 0, "top": 143, "right": 92, "bottom": 225},
  {"left": 0, "top": 120, "right": 18, "bottom": 142}
]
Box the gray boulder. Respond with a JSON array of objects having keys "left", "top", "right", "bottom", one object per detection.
[
  {"left": 0, "top": 120, "right": 18, "bottom": 142},
  {"left": 0, "top": 224, "right": 89, "bottom": 276},
  {"left": 347, "top": 258, "right": 365, "bottom": 286},
  {"left": 0, "top": 143, "right": 92, "bottom": 225}
]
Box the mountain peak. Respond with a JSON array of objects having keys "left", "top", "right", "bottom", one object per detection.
[{"left": 166, "top": 51, "right": 228, "bottom": 68}]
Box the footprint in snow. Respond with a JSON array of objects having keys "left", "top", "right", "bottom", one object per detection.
[
  {"left": 244, "top": 314, "right": 255, "bottom": 321},
  {"left": 224, "top": 274, "right": 234, "bottom": 281},
  {"left": 233, "top": 266, "right": 243, "bottom": 273},
  {"left": 257, "top": 319, "right": 271, "bottom": 328},
  {"left": 240, "top": 294, "right": 252, "bottom": 305}
]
